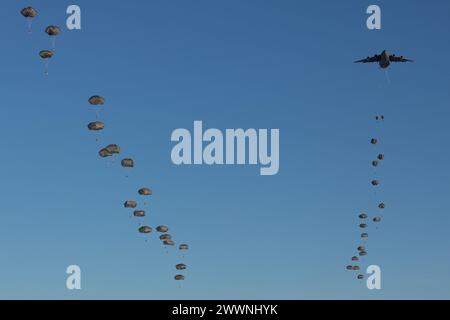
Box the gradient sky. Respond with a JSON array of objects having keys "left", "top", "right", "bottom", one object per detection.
[{"left": 1, "top": 0, "right": 450, "bottom": 299}]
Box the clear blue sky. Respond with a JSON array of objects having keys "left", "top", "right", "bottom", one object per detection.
[{"left": 1, "top": 0, "right": 450, "bottom": 299}]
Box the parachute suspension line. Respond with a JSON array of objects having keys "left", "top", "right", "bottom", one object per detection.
[
  {"left": 51, "top": 36, "right": 56, "bottom": 50},
  {"left": 384, "top": 69, "right": 391, "bottom": 85},
  {"left": 44, "top": 60, "right": 49, "bottom": 76},
  {"left": 27, "top": 18, "right": 32, "bottom": 34}
]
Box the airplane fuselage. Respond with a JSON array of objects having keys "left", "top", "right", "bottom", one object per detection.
[{"left": 379, "top": 50, "right": 390, "bottom": 69}]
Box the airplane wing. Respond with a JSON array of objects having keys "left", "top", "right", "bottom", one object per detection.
[
  {"left": 354, "top": 55, "right": 380, "bottom": 63},
  {"left": 389, "top": 55, "right": 414, "bottom": 62}
]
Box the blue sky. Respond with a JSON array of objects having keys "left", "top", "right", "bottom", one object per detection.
[{"left": 0, "top": 0, "right": 450, "bottom": 299}]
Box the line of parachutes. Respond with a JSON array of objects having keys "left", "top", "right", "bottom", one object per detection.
[
  {"left": 22, "top": 5, "right": 190, "bottom": 284},
  {"left": 88, "top": 95, "right": 190, "bottom": 283},
  {"left": 346, "top": 115, "right": 385, "bottom": 281},
  {"left": 20, "top": 7, "right": 60, "bottom": 75}
]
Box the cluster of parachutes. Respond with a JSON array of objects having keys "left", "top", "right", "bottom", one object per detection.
[
  {"left": 88, "top": 95, "right": 190, "bottom": 283},
  {"left": 21, "top": 7, "right": 61, "bottom": 75},
  {"left": 346, "top": 115, "right": 386, "bottom": 281}
]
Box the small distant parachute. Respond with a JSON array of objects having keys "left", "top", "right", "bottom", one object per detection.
[
  {"left": 21, "top": 7, "right": 38, "bottom": 18},
  {"left": 357, "top": 246, "right": 365, "bottom": 251},
  {"left": 121, "top": 159, "right": 134, "bottom": 168},
  {"left": 372, "top": 160, "right": 379, "bottom": 167},
  {"left": 89, "top": 95, "right": 105, "bottom": 105},
  {"left": 179, "top": 244, "right": 189, "bottom": 250},
  {"left": 45, "top": 25, "right": 61, "bottom": 48},
  {"left": 357, "top": 274, "right": 364, "bottom": 280},
  {"left": 376, "top": 115, "right": 385, "bottom": 121},
  {"left": 156, "top": 226, "right": 169, "bottom": 233},
  {"left": 176, "top": 264, "right": 187, "bottom": 270},
  {"left": 175, "top": 275, "right": 185, "bottom": 281},
  {"left": 159, "top": 234, "right": 172, "bottom": 241},
  {"left": 45, "top": 25, "right": 61, "bottom": 36},
  {"left": 39, "top": 50, "right": 54, "bottom": 75},
  {"left": 377, "top": 154, "right": 385, "bottom": 161},
  {"left": 21, "top": 7, "right": 38, "bottom": 33},
  {"left": 105, "top": 144, "right": 120, "bottom": 154},
  {"left": 138, "top": 188, "right": 152, "bottom": 196},
  {"left": 352, "top": 256, "right": 359, "bottom": 261},
  {"left": 373, "top": 217, "right": 382, "bottom": 223},
  {"left": 371, "top": 180, "right": 380, "bottom": 186},
  {"left": 378, "top": 203, "right": 386, "bottom": 209},
  {"left": 346, "top": 265, "right": 353, "bottom": 270},
  {"left": 352, "top": 266, "right": 360, "bottom": 271},
  {"left": 370, "top": 138, "right": 378, "bottom": 145},
  {"left": 359, "top": 223, "right": 368, "bottom": 229},
  {"left": 133, "top": 210, "right": 145, "bottom": 217},
  {"left": 359, "top": 213, "right": 368, "bottom": 219},
  {"left": 99, "top": 148, "right": 112, "bottom": 158},
  {"left": 163, "top": 239, "right": 175, "bottom": 246},
  {"left": 124, "top": 200, "right": 137, "bottom": 208},
  {"left": 138, "top": 226, "right": 152, "bottom": 234},
  {"left": 361, "top": 233, "right": 369, "bottom": 238},
  {"left": 359, "top": 251, "right": 367, "bottom": 256},
  {"left": 39, "top": 50, "right": 53, "bottom": 59},
  {"left": 88, "top": 121, "right": 105, "bottom": 131}
]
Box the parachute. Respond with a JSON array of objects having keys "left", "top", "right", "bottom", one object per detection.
[
  {"left": 361, "top": 233, "right": 369, "bottom": 238},
  {"left": 176, "top": 264, "right": 187, "bottom": 270},
  {"left": 357, "top": 274, "right": 364, "bottom": 280},
  {"left": 373, "top": 217, "right": 382, "bottom": 223},
  {"left": 45, "top": 25, "right": 61, "bottom": 36},
  {"left": 121, "top": 159, "right": 134, "bottom": 168},
  {"left": 372, "top": 160, "right": 379, "bottom": 167},
  {"left": 21, "top": 7, "right": 38, "bottom": 18},
  {"left": 378, "top": 203, "right": 386, "bottom": 209},
  {"left": 352, "top": 256, "right": 359, "bottom": 261},
  {"left": 124, "top": 200, "right": 137, "bottom": 208},
  {"left": 370, "top": 138, "right": 378, "bottom": 145},
  {"left": 39, "top": 50, "right": 53, "bottom": 58},
  {"left": 357, "top": 246, "right": 365, "bottom": 251},
  {"left": 105, "top": 144, "right": 120, "bottom": 154},
  {"left": 156, "top": 226, "right": 169, "bottom": 233},
  {"left": 39, "top": 50, "right": 54, "bottom": 75},
  {"left": 99, "top": 148, "right": 113, "bottom": 158},
  {"left": 21, "top": 7, "right": 38, "bottom": 33},
  {"left": 352, "top": 266, "right": 360, "bottom": 271},
  {"left": 359, "top": 223, "right": 368, "bottom": 229},
  {"left": 45, "top": 25, "right": 61, "bottom": 48},
  {"left": 359, "top": 251, "right": 367, "bottom": 256},
  {"left": 138, "top": 188, "right": 152, "bottom": 196},
  {"left": 371, "top": 180, "right": 380, "bottom": 186},
  {"left": 138, "top": 226, "right": 152, "bottom": 234},
  {"left": 159, "top": 234, "right": 172, "bottom": 241},
  {"left": 377, "top": 154, "right": 385, "bottom": 161},
  {"left": 179, "top": 244, "right": 189, "bottom": 250},
  {"left": 163, "top": 239, "right": 175, "bottom": 246},
  {"left": 133, "top": 210, "right": 145, "bottom": 217},
  {"left": 175, "top": 275, "right": 185, "bottom": 281},
  {"left": 346, "top": 265, "right": 353, "bottom": 270},
  {"left": 359, "top": 213, "right": 368, "bottom": 219},
  {"left": 88, "top": 121, "right": 105, "bottom": 131},
  {"left": 88, "top": 95, "right": 105, "bottom": 106}
]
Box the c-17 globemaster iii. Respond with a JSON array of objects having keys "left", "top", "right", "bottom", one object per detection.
[{"left": 355, "top": 50, "right": 414, "bottom": 69}]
